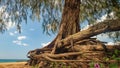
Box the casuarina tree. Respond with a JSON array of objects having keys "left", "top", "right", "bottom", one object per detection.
[{"left": 0, "top": 0, "right": 120, "bottom": 67}]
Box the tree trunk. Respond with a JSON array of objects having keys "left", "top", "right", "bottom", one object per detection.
[{"left": 47, "top": 0, "right": 80, "bottom": 48}]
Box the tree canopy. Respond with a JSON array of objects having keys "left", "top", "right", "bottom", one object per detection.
[{"left": 0, "top": 0, "right": 120, "bottom": 41}]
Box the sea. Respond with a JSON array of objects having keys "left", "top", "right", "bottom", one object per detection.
[{"left": 0, "top": 59, "right": 28, "bottom": 63}]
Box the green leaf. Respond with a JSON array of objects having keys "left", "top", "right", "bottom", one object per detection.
[
  {"left": 109, "top": 63, "right": 118, "bottom": 68},
  {"left": 89, "top": 62, "right": 94, "bottom": 68},
  {"left": 106, "top": 58, "right": 110, "bottom": 61},
  {"left": 114, "top": 58, "right": 120, "bottom": 60},
  {"left": 112, "top": 54, "right": 116, "bottom": 59}
]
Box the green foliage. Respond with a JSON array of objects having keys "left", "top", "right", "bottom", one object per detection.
[
  {"left": 89, "top": 49, "right": 120, "bottom": 68},
  {"left": 100, "top": 63, "right": 105, "bottom": 68},
  {"left": 89, "top": 61, "right": 119, "bottom": 68},
  {"left": 89, "top": 61, "right": 94, "bottom": 68},
  {"left": 99, "top": 49, "right": 120, "bottom": 68},
  {"left": 108, "top": 49, "right": 120, "bottom": 68},
  {"left": 80, "top": 0, "right": 120, "bottom": 24},
  {"left": 106, "top": 49, "right": 120, "bottom": 60},
  {"left": 89, "top": 62, "right": 105, "bottom": 68},
  {"left": 111, "top": 49, "right": 120, "bottom": 61},
  {"left": 109, "top": 63, "right": 118, "bottom": 68}
]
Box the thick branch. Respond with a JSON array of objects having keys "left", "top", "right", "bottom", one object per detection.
[{"left": 58, "top": 18, "right": 120, "bottom": 47}]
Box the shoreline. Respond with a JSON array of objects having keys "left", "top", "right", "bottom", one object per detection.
[
  {"left": 0, "top": 62, "right": 27, "bottom": 64},
  {"left": 0, "top": 62, "right": 30, "bottom": 68}
]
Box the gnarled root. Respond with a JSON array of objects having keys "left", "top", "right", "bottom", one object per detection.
[{"left": 27, "top": 39, "right": 120, "bottom": 68}]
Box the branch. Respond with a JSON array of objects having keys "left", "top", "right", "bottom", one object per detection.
[{"left": 58, "top": 18, "right": 120, "bottom": 47}]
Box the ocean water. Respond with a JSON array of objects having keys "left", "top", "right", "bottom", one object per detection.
[{"left": 0, "top": 59, "right": 28, "bottom": 63}]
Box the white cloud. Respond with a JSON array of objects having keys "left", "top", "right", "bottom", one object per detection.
[
  {"left": 9, "top": 32, "right": 14, "bottom": 36},
  {"left": 9, "top": 31, "right": 18, "bottom": 36},
  {"left": 13, "top": 40, "right": 22, "bottom": 45},
  {"left": 12, "top": 35, "right": 28, "bottom": 46},
  {"left": 17, "top": 36, "right": 26, "bottom": 40},
  {"left": 41, "top": 42, "right": 51, "bottom": 47},
  {"left": 22, "top": 43, "right": 28, "bottom": 46},
  {"left": 13, "top": 40, "right": 28, "bottom": 46}
]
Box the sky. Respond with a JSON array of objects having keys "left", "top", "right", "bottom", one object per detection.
[{"left": 0, "top": 18, "right": 56, "bottom": 59}]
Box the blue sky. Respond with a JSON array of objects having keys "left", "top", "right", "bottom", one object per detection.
[{"left": 0, "top": 19, "right": 56, "bottom": 59}]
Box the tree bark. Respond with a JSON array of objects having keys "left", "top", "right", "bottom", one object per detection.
[
  {"left": 57, "top": 18, "right": 120, "bottom": 48},
  {"left": 47, "top": 0, "right": 81, "bottom": 48}
]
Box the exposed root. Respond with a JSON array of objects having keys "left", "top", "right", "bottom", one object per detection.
[
  {"left": 51, "top": 42, "right": 58, "bottom": 54},
  {"left": 27, "top": 39, "right": 120, "bottom": 67},
  {"left": 40, "top": 55, "right": 120, "bottom": 63}
]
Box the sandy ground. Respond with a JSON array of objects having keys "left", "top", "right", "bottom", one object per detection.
[{"left": 0, "top": 62, "right": 30, "bottom": 68}]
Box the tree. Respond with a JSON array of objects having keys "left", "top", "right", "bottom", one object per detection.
[
  {"left": 46, "top": 0, "right": 80, "bottom": 50},
  {"left": 0, "top": 0, "right": 120, "bottom": 67}
]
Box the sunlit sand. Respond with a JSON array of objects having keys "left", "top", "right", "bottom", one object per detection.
[{"left": 0, "top": 62, "right": 30, "bottom": 68}]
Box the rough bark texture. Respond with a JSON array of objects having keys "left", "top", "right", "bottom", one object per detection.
[{"left": 47, "top": 0, "right": 80, "bottom": 48}]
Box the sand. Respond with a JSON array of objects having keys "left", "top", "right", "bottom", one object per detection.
[{"left": 0, "top": 62, "right": 30, "bottom": 68}]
